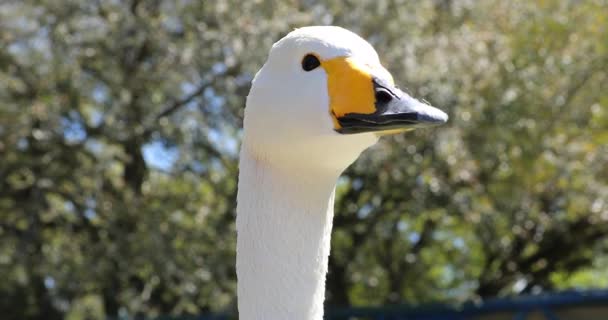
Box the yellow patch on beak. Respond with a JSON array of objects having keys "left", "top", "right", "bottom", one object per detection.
[
  {"left": 318, "top": 56, "right": 447, "bottom": 134},
  {"left": 321, "top": 57, "right": 378, "bottom": 129}
]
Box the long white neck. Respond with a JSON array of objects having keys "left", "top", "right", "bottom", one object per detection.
[{"left": 236, "top": 145, "right": 342, "bottom": 320}]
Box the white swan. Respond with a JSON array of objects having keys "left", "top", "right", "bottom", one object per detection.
[{"left": 236, "top": 26, "right": 447, "bottom": 320}]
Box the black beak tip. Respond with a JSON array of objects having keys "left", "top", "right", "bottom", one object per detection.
[{"left": 416, "top": 112, "right": 449, "bottom": 125}]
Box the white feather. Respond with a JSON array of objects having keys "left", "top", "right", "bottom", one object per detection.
[{"left": 236, "top": 26, "right": 434, "bottom": 320}]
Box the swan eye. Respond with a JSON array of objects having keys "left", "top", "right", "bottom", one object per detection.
[{"left": 301, "top": 54, "right": 321, "bottom": 71}]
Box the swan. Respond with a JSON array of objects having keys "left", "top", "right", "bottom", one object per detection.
[{"left": 236, "top": 26, "right": 448, "bottom": 320}]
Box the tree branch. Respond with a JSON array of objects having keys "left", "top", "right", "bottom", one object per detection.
[{"left": 143, "top": 63, "right": 241, "bottom": 137}]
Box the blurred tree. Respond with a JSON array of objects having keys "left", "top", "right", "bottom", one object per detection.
[
  {"left": 328, "top": 0, "right": 608, "bottom": 306},
  {"left": 0, "top": 0, "right": 606, "bottom": 319}
]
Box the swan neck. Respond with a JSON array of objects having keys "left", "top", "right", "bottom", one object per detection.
[{"left": 236, "top": 146, "right": 340, "bottom": 320}]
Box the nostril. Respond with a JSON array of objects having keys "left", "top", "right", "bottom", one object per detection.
[{"left": 375, "top": 89, "right": 393, "bottom": 104}]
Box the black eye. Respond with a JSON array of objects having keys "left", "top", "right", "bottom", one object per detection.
[{"left": 301, "top": 54, "right": 320, "bottom": 71}]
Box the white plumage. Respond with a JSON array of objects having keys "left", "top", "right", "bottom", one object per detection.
[{"left": 236, "top": 26, "right": 447, "bottom": 320}]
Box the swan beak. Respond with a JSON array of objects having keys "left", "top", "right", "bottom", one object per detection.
[
  {"left": 321, "top": 57, "right": 448, "bottom": 134},
  {"left": 336, "top": 77, "right": 448, "bottom": 134}
]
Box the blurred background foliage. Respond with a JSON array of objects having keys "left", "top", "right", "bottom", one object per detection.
[{"left": 0, "top": 0, "right": 607, "bottom": 319}]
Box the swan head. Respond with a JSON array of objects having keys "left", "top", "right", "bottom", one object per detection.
[{"left": 243, "top": 26, "right": 448, "bottom": 173}]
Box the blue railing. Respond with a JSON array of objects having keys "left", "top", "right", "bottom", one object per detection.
[
  {"left": 326, "top": 289, "right": 608, "bottom": 320},
  {"left": 147, "top": 289, "right": 608, "bottom": 320}
]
